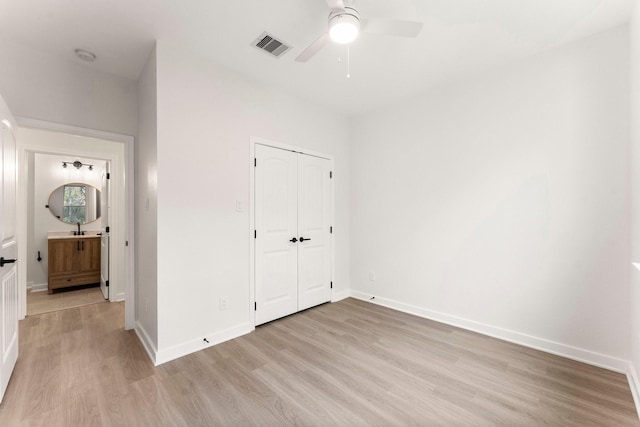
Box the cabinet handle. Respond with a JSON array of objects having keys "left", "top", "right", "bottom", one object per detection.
[
  {"left": 299, "top": 237, "right": 311, "bottom": 242},
  {"left": 289, "top": 237, "right": 298, "bottom": 243},
  {"left": 81, "top": 241, "right": 84, "bottom": 251},
  {"left": 77, "top": 241, "right": 80, "bottom": 251}
]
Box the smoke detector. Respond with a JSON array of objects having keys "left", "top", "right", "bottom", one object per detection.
[{"left": 75, "top": 48, "right": 96, "bottom": 62}]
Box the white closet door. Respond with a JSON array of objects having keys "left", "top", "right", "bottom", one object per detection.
[
  {"left": 255, "top": 145, "right": 298, "bottom": 325},
  {"left": 0, "top": 118, "right": 18, "bottom": 404},
  {"left": 297, "top": 154, "right": 331, "bottom": 311}
]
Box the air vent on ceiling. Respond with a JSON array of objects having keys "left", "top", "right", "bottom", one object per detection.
[{"left": 252, "top": 32, "right": 291, "bottom": 58}]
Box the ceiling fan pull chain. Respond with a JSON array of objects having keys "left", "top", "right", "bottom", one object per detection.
[{"left": 347, "top": 45, "right": 351, "bottom": 79}]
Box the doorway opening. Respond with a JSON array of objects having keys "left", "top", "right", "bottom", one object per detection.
[
  {"left": 26, "top": 152, "right": 110, "bottom": 316},
  {"left": 16, "top": 122, "right": 134, "bottom": 329}
]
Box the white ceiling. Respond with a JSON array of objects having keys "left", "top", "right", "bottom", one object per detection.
[{"left": 0, "top": 0, "right": 635, "bottom": 116}]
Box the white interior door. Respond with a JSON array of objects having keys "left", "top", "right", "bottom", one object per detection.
[
  {"left": 297, "top": 154, "right": 331, "bottom": 311},
  {"left": 100, "top": 162, "right": 110, "bottom": 300},
  {"left": 255, "top": 144, "right": 298, "bottom": 325},
  {"left": 0, "top": 117, "right": 18, "bottom": 403},
  {"left": 254, "top": 143, "right": 332, "bottom": 325}
]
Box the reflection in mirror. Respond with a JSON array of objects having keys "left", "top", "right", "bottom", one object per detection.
[{"left": 48, "top": 183, "right": 101, "bottom": 224}]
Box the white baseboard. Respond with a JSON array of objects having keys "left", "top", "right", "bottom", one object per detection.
[
  {"left": 154, "top": 322, "right": 254, "bottom": 366},
  {"left": 332, "top": 289, "right": 350, "bottom": 302},
  {"left": 628, "top": 363, "right": 640, "bottom": 420},
  {"left": 134, "top": 322, "right": 158, "bottom": 365},
  {"left": 350, "top": 290, "right": 629, "bottom": 373},
  {"left": 29, "top": 283, "right": 47, "bottom": 292}
]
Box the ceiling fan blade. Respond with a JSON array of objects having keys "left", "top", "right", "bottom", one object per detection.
[
  {"left": 361, "top": 18, "right": 423, "bottom": 38},
  {"left": 326, "top": 0, "right": 345, "bottom": 11},
  {"left": 295, "top": 32, "right": 330, "bottom": 63}
]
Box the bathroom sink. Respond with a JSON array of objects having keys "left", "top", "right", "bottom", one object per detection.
[{"left": 47, "top": 231, "right": 101, "bottom": 239}]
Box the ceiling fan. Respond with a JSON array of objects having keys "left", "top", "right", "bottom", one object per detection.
[{"left": 295, "top": 0, "right": 424, "bottom": 63}]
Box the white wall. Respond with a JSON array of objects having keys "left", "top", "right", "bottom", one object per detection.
[
  {"left": 0, "top": 40, "right": 137, "bottom": 136},
  {"left": 629, "top": 3, "right": 640, "bottom": 405},
  {"left": 350, "top": 26, "right": 630, "bottom": 366},
  {"left": 136, "top": 47, "right": 159, "bottom": 349},
  {"left": 150, "top": 41, "right": 350, "bottom": 361},
  {"left": 27, "top": 153, "right": 105, "bottom": 289}
]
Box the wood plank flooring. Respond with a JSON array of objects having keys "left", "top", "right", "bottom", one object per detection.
[
  {"left": 1, "top": 298, "right": 638, "bottom": 426},
  {"left": 27, "top": 285, "right": 106, "bottom": 316}
]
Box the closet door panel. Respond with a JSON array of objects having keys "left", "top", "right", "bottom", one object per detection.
[
  {"left": 297, "top": 154, "right": 331, "bottom": 311},
  {"left": 255, "top": 145, "right": 298, "bottom": 325}
]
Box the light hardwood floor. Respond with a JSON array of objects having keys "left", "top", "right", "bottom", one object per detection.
[
  {"left": 27, "top": 285, "right": 106, "bottom": 316},
  {"left": 1, "top": 298, "right": 638, "bottom": 426}
]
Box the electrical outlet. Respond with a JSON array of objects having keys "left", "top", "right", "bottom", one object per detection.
[
  {"left": 369, "top": 271, "right": 376, "bottom": 281},
  {"left": 219, "top": 296, "right": 228, "bottom": 311}
]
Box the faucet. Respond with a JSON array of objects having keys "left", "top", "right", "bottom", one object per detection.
[{"left": 76, "top": 222, "right": 81, "bottom": 236}]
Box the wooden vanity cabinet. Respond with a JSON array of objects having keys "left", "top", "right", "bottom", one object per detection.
[{"left": 48, "top": 237, "right": 101, "bottom": 293}]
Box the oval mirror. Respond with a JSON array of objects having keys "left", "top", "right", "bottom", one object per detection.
[{"left": 48, "top": 183, "right": 102, "bottom": 225}]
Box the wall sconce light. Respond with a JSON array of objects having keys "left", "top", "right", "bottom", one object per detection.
[{"left": 62, "top": 160, "right": 93, "bottom": 171}]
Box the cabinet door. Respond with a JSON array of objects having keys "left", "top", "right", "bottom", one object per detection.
[
  {"left": 79, "top": 238, "right": 101, "bottom": 273},
  {"left": 48, "top": 239, "right": 78, "bottom": 275}
]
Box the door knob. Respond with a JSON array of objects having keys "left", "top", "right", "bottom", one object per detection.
[
  {"left": 0, "top": 257, "right": 17, "bottom": 267},
  {"left": 299, "top": 237, "right": 311, "bottom": 242},
  {"left": 289, "top": 237, "right": 298, "bottom": 243}
]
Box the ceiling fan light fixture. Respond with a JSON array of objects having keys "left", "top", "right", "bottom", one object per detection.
[
  {"left": 329, "top": 9, "right": 360, "bottom": 44},
  {"left": 295, "top": 2, "right": 423, "bottom": 63}
]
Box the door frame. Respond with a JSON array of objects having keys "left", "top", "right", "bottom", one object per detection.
[
  {"left": 16, "top": 118, "right": 135, "bottom": 330},
  {"left": 249, "top": 136, "right": 335, "bottom": 326},
  {"left": 100, "top": 160, "right": 111, "bottom": 300}
]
